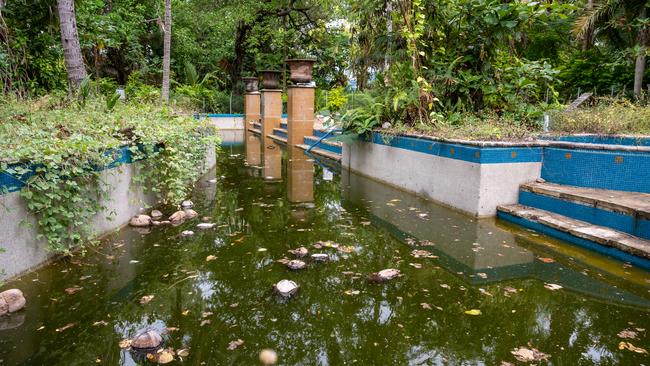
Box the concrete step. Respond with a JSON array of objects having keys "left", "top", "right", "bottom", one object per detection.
[
  {"left": 248, "top": 128, "right": 262, "bottom": 136},
  {"left": 296, "top": 144, "right": 342, "bottom": 162},
  {"left": 303, "top": 135, "right": 343, "bottom": 155},
  {"left": 497, "top": 204, "right": 650, "bottom": 268},
  {"left": 520, "top": 182, "right": 650, "bottom": 240},
  {"left": 267, "top": 134, "right": 287, "bottom": 145},
  {"left": 251, "top": 121, "right": 262, "bottom": 129},
  {"left": 272, "top": 128, "right": 288, "bottom": 139}
]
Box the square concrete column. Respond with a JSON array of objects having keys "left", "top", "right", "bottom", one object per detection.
[
  {"left": 286, "top": 86, "right": 315, "bottom": 146},
  {"left": 261, "top": 89, "right": 283, "bottom": 181},
  {"left": 244, "top": 92, "right": 261, "bottom": 167},
  {"left": 287, "top": 146, "right": 314, "bottom": 203}
]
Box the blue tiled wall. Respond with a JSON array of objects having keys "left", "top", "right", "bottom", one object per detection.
[
  {"left": 541, "top": 135, "right": 650, "bottom": 147},
  {"left": 541, "top": 147, "right": 650, "bottom": 193}
]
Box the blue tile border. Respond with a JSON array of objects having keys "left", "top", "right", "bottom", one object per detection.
[
  {"left": 304, "top": 136, "right": 343, "bottom": 155},
  {"left": 497, "top": 211, "right": 650, "bottom": 270},
  {"left": 365, "top": 132, "right": 543, "bottom": 164},
  {"left": 519, "top": 191, "right": 650, "bottom": 240},
  {"left": 540, "top": 135, "right": 650, "bottom": 147}
]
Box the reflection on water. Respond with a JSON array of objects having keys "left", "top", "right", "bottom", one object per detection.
[
  {"left": 287, "top": 146, "right": 314, "bottom": 203},
  {"left": 245, "top": 133, "right": 262, "bottom": 167},
  {"left": 263, "top": 142, "right": 282, "bottom": 181},
  {"left": 0, "top": 145, "right": 649, "bottom": 365}
]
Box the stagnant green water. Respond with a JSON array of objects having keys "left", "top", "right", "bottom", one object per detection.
[{"left": 1, "top": 145, "right": 650, "bottom": 365}]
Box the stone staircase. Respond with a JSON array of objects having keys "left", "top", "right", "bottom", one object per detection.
[
  {"left": 497, "top": 143, "right": 650, "bottom": 268},
  {"left": 253, "top": 122, "right": 342, "bottom": 162}
]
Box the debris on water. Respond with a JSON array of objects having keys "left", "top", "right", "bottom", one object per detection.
[
  {"left": 55, "top": 323, "right": 76, "bottom": 332},
  {"left": 227, "top": 339, "right": 244, "bottom": 351},
  {"left": 177, "top": 348, "right": 189, "bottom": 357},
  {"left": 259, "top": 349, "right": 278, "bottom": 365},
  {"left": 344, "top": 289, "right": 360, "bottom": 295},
  {"left": 64, "top": 286, "right": 82, "bottom": 295},
  {"left": 197, "top": 223, "right": 216, "bottom": 229},
  {"left": 274, "top": 280, "right": 299, "bottom": 297},
  {"left": 153, "top": 349, "right": 175, "bottom": 364},
  {"left": 311, "top": 253, "right": 329, "bottom": 262},
  {"left": 208, "top": 178, "right": 217, "bottom": 183},
  {"left": 181, "top": 230, "right": 194, "bottom": 236},
  {"left": 169, "top": 211, "right": 186, "bottom": 224},
  {"left": 276, "top": 258, "right": 290, "bottom": 265},
  {"left": 618, "top": 329, "right": 638, "bottom": 339},
  {"left": 368, "top": 268, "right": 400, "bottom": 283},
  {"left": 129, "top": 214, "right": 152, "bottom": 227},
  {"left": 287, "top": 260, "right": 306, "bottom": 270},
  {"left": 420, "top": 303, "right": 432, "bottom": 310},
  {"left": 464, "top": 309, "right": 482, "bottom": 315},
  {"left": 0, "top": 289, "right": 26, "bottom": 315},
  {"left": 618, "top": 341, "right": 648, "bottom": 354},
  {"left": 206, "top": 255, "right": 217, "bottom": 262},
  {"left": 544, "top": 283, "right": 563, "bottom": 291},
  {"left": 181, "top": 200, "right": 194, "bottom": 209},
  {"left": 538, "top": 257, "right": 555, "bottom": 263},
  {"left": 477, "top": 272, "right": 488, "bottom": 279},
  {"left": 257, "top": 248, "right": 268, "bottom": 252},
  {"left": 131, "top": 330, "right": 163, "bottom": 350},
  {"left": 409, "top": 263, "right": 422, "bottom": 269},
  {"left": 119, "top": 339, "right": 132, "bottom": 349},
  {"left": 411, "top": 249, "right": 438, "bottom": 259},
  {"left": 337, "top": 245, "right": 355, "bottom": 254},
  {"left": 140, "top": 295, "right": 154, "bottom": 304},
  {"left": 511, "top": 346, "right": 550, "bottom": 362},
  {"left": 288, "top": 247, "right": 309, "bottom": 257}
]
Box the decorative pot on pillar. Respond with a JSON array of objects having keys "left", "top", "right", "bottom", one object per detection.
[
  {"left": 242, "top": 77, "right": 259, "bottom": 93},
  {"left": 260, "top": 70, "right": 282, "bottom": 89},
  {"left": 286, "top": 59, "right": 316, "bottom": 83}
]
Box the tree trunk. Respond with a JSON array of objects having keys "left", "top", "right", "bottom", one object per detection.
[
  {"left": 581, "top": 0, "right": 594, "bottom": 51},
  {"left": 634, "top": 6, "right": 648, "bottom": 98},
  {"left": 161, "top": 0, "right": 172, "bottom": 103},
  {"left": 57, "top": 0, "right": 87, "bottom": 92}
]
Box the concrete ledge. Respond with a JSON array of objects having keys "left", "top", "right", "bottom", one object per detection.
[{"left": 0, "top": 145, "right": 216, "bottom": 280}]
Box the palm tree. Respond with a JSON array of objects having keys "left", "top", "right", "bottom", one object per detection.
[
  {"left": 161, "top": 0, "right": 172, "bottom": 103},
  {"left": 57, "top": 0, "right": 87, "bottom": 92},
  {"left": 574, "top": 0, "right": 649, "bottom": 98}
]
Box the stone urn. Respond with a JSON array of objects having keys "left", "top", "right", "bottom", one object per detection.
[
  {"left": 242, "top": 76, "right": 260, "bottom": 93},
  {"left": 286, "top": 59, "right": 316, "bottom": 83},
  {"left": 260, "top": 70, "right": 282, "bottom": 89}
]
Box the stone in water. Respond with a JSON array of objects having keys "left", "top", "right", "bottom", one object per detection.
[
  {"left": 259, "top": 349, "right": 278, "bottom": 365},
  {"left": 168, "top": 211, "right": 186, "bottom": 224},
  {"left": 129, "top": 215, "right": 152, "bottom": 227},
  {"left": 0, "top": 289, "right": 26, "bottom": 315},
  {"left": 181, "top": 230, "right": 194, "bottom": 236},
  {"left": 286, "top": 260, "right": 306, "bottom": 270},
  {"left": 150, "top": 210, "right": 163, "bottom": 220},
  {"left": 131, "top": 330, "right": 163, "bottom": 351},
  {"left": 311, "top": 253, "right": 329, "bottom": 262},
  {"left": 183, "top": 209, "right": 198, "bottom": 219},
  {"left": 274, "top": 280, "right": 299, "bottom": 297},
  {"left": 181, "top": 200, "right": 194, "bottom": 209},
  {"left": 197, "top": 223, "right": 216, "bottom": 229}
]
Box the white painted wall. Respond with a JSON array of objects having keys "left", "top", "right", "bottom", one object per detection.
[
  {"left": 342, "top": 140, "right": 541, "bottom": 217},
  {"left": 0, "top": 146, "right": 216, "bottom": 280},
  {"left": 206, "top": 116, "right": 244, "bottom": 130}
]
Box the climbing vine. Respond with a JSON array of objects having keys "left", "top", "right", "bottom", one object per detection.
[{"left": 0, "top": 96, "right": 218, "bottom": 253}]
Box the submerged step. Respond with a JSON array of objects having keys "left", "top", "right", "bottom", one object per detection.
[
  {"left": 296, "top": 144, "right": 342, "bottom": 162},
  {"left": 303, "top": 135, "right": 343, "bottom": 155},
  {"left": 497, "top": 204, "right": 650, "bottom": 268},
  {"left": 520, "top": 182, "right": 650, "bottom": 240}
]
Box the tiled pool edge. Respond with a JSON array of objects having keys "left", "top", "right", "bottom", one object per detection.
[{"left": 0, "top": 145, "right": 217, "bottom": 280}]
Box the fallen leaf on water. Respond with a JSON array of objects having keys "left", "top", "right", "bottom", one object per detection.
[
  {"left": 177, "top": 348, "right": 189, "bottom": 357},
  {"left": 119, "top": 339, "right": 132, "bottom": 349},
  {"left": 55, "top": 323, "right": 76, "bottom": 332},
  {"left": 257, "top": 248, "right": 268, "bottom": 252},
  {"left": 229, "top": 303, "right": 239, "bottom": 308},
  {"left": 200, "top": 319, "right": 211, "bottom": 326},
  {"left": 202, "top": 311, "right": 213, "bottom": 318},
  {"left": 182, "top": 310, "right": 190, "bottom": 316},
  {"left": 206, "top": 255, "right": 217, "bottom": 262},
  {"left": 538, "top": 257, "right": 555, "bottom": 263},
  {"left": 129, "top": 260, "right": 139, "bottom": 264},
  {"left": 344, "top": 289, "right": 360, "bottom": 296},
  {"left": 409, "top": 263, "right": 422, "bottom": 269},
  {"left": 619, "top": 341, "right": 648, "bottom": 354},
  {"left": 227, "top": 339, "right": 244, "bottom": 351},
  {"left": 440, "top": 284, "right": 450, "bottom": 289},
  {"left": 140, "top": 295, "right": 154, "bottom": 304},
  {"left": 65, "top": 286, "right": 82, "bottom": 295},
  {"left": 93, "top": 320, "right": 108, "bottom": 326},
  {"left": 464, "top": 309, "right": 482, "bottom": 316},
  {"left": 156, "top": 349, "right": 175, "bottom": 364},
  {"left": 361, "top": 221, "right": 371, "bottom": 226},
  {"left": 420, "top": 303, "right": 432, "bottom": 310},
  {"left": 618, "top": 329, "right": 638, "bottom": 339},
  {"left": 544, "top": 283, "right": 563, "bottom": 291},
  {"left": 411, "top": 250, "right": 438, "bottom": 259},
  {"left": 511, "top": 346, "right": 550, "bottom": 362},
  {"left": 503, "top": 286, "right": 517, "bottom": 295},
  {"left": 479, "top": 288, "right": 492, "bottom": 297},
  {"left": 477, "top": 273, "right": 487, "bottom": 279},
  {"left": 166, "top": 327, "right": 179, "bottom": 332}
]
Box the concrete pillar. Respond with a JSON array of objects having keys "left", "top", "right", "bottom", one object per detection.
[
  {"left": 261, "top": 89, "right": 283, "bottom": 181},
  {"left": 286, "top": 85, "right": 315, "bottom": 146},
  {"left": 287, "top": 146, "right": 314, "bottom": 203},
  {"left": 244, "top": 92, "right": 261, "bottom": 167}
]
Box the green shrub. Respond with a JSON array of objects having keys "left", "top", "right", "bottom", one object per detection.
[{"left": 552, "top": 98, "right": 650, "bottom": 135}]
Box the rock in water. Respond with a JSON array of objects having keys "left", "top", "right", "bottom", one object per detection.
[
  {"left": 168, "top": 211, "right": 186, "bottom": 224},
  {"left": 259, "top": 349, "right": 278, "bottom": 365},
  {"left": 368, "top": 268, "right": 400, "bottom": 283},
  {"left": 288, "top": 247, "right": 308, "bottom": 257},
  {"left": 183, "top": 209, "right": 198, "bottom": 219},
  {"left": 181, "top": 230, "right": 194, "bottom": 236},
  {"left": 131, "top": 330, "right": 163, "bottom": 351},
  {"left": 150, "top": 210, "right": 163, "bottom": 220},
  {"left": 129, "top": 215, "right": 152, "bottom": 227},
  {"left": 286, "top": 260, "right": 306, "bottom": 270},
  {"left": 197, "top": 223, "right": 216, "bottom": 229},
  {"left": 0, "top": 289, "right": 26, "bottom": 315},
  {"left": 274, "top": 280, "right": 299, "bottom": 297},
  {"left": 311, "top": 253, "right": 329, "bottom": 262},
  {"left": 181, "top": 200, "right": 194, "bottom": 209}
]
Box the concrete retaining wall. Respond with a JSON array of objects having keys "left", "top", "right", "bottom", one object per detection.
[
  {"left": 0, "top": 146, "right": 216, "bottom": 280},
  {"left": 342, "top": 134, "right": 542, "bottom": 217}
]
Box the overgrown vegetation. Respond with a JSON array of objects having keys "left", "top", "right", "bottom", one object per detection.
[
  {"left": 552, "top": 98, "right": 650, "bottom": 135},
  {"left": 0, "top": 94, "right": 218, "bottom": 253}
]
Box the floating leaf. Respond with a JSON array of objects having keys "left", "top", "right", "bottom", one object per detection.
[
  {"left": 55, "top": 323, "right": 76, "bottom": 332},
  {"left": 65, "top": 286, "right": 82, "bottom": 295},
  {"left": 227, "top": 339, "right": 244, "bottom": 351},
  {"left": 538, "top": 257, "right": 555, "bottom": 263},
  {"left": 119, "top": 339, "right": 132, "bottom": 349},
  {"left": 93, "top": 320, "right": 108, "bottom": 326},
  {"left": 511, "top": 346, "right": 550, "bottom": 362},
  {"left": 344, "top": 289, "right": 360, "bottom": 296},
  {"left": 140, "top": 295, "right": 154, "bottom": 304},
  {"left": 618, "top": 329, "right": 638, "bottom": 339},
  {"left": 177, "top": 348, "right": 189, "bottom": 357},
  {"left": 619, "top": 341, "right": 648, "bottom": 354},
  {"left": 420, "top": 303, "right": 432, "bottom": 310},
  {"left": 464, "top": 309, "right": 482, "bottom": 316},
  {"left": 544, "top": 283, "right": 563, "bottom": 291},
  {"left": 156, "top": 349, "right": 175, "bottom": 364},
  {"left": 206, "top": 255, "right": 217, "bottom": 262}
]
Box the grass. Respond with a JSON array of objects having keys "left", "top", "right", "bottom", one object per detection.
[{"left": 550, "top": 98, "right": 650, "bottom": 136}]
